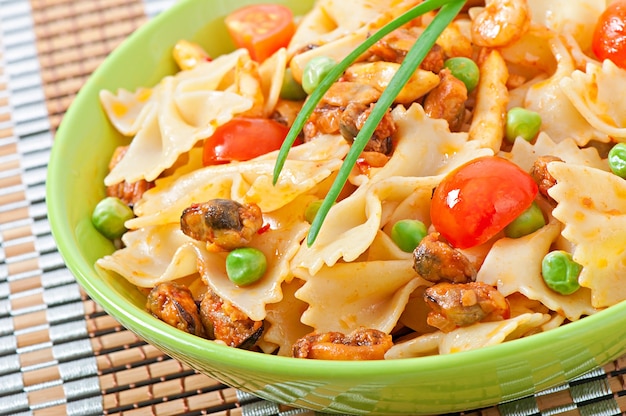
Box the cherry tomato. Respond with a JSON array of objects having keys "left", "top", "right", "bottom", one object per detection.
[
  {"left": 225, "top": 4, "right": 295, "bottom": 62},
  {"left": 203, "top": 117, "right": 292, "bottom": 166},
  {"left": 592, "top": 0, "right": 626, "bottom": 68},
  {"left": 430, "top": 156, "right": 538, "bottom": 249}
]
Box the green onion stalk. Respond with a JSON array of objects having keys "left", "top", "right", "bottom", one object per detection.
[{"left": 273, "top": 0, "right": 468, "bottom": 246}]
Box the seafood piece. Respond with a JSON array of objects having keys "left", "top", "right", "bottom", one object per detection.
[
  {"left": 369, "top": 26, "right": 445, "bottom": 72},
  {"left": 343, "top": 61, "right": 440, "bottom": 105},
  {"left": 530, "top": 155, "right": 563, "bottom": 203},
  {"left": 292, "top": 327, "right": 393, "bottom": 360},
  {"left": 303, "top": 105, "right": 343, "bottom": 139},
  {"left": 470, "top": 0, "right": 531, "bottom": 48},
  {"left": 302, "top": 82, "right": 381, "bottom": 142},
  {"left": 368, "top": 26, "right": 421, "bottom": 63},
  {"left": 424, "top": 282, "right": 510, "bottom": 333},
  {"left": 339, "top": 103, "right": 397, "bottom": 155},
  {"left": 106, "top": 146, "right": 154, "bottom": 206},
  {"left": 180, "top": 199, "right": 263, "bottom": 250},
  {"left": 320, "top": 81, "right": 382, "bottom": 107},
  {"left": 413, "top": 233, "right": 477, "bottom": 284},
  {"left": 200, "top": 290, "right": 264, "bottom": 348},
  {"left": 146, "top": 282, "right": 205, "bottom": 337},
  {"left": 303, "top": 100, "right": 397, "bottom": 156},
  {"left": 423, "top": 68, "right": 468, "bottom": 132},
  {"left": 419, "top": 44, "right": 446, "bottom": 73}
]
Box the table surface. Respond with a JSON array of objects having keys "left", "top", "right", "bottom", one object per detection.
[{"left": 2, "top": 1, "right": 626, "bottom": 415}]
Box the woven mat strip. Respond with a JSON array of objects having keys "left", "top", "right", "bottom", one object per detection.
[
  {"left": 0, "top": 3, "right": 102, "bottom": 416},
  {"left": 30, "top": 0, "right": 150, "bottom": 132},
  {"left": 1, "top": 0, "right": 626, "bottom": 415}
]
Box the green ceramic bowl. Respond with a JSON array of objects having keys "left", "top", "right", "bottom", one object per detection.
[{"left": 47, "top": 0, "right": 626, "bottom": 414}]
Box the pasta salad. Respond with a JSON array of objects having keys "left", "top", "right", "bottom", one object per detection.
[{"left": 94, "top": 0, "right": 626, "bottom": 360}]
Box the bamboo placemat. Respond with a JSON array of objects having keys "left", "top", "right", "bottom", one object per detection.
[{"left": 1, "top": 1, "right": 626, "bottom": 415}]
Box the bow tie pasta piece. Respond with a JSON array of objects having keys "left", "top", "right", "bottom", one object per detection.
[
  {"left": 561, "top": 59, "right": 626, "bottom": 140},
  {"left": 385, "top": 313, "right": 550, "bottom": 358},
  {"left": 127, "top": 135, "right": 349, "bottom": 229},
  {"left": 292, "top": 176, "right": 440, "bottom": 274},
  {"left": 501, "top": 132, "right": 607, "bottom": 172},
  {"left": 367, "top": 229, "right": 415, "bottom": 261},
  {"left": 100, "top": 88, "right": 154, "bottom": 136},
  {"left": 173, "top": 49, "right": 249, "bottom": 92},
  {"left": 384, "top": 331, "right": 442, "bottom": 359},
  {"left": 383, "top": 105, "right": 495, "bottom": 180},
  {"left": 526, "top": 0, "right": 605, "bottom": 52},
  {"left": 548, "top": 162, "right": 626, "bottom": 308},
  {"left": 506, "top": 292, "right": 552, "bottom": 317},
  {"left": 499, "top": 27, "right": 557, "bottom": 86},
  {"left": 293, "top": 260, "right": 427, "bottom": 334},
  {"left": 103, "top": 49, "right": 266, "bottom": 186},
  {"left": 105, "top": 84, "right": 252, "bottom": 186},
  {"left": 262, "top": 279, "right": 313, "bottom": 356},
  {"left": 96, "top": 223, "right": 202, "bottom": 288},
  {"left": 477, "top": 220, "right": 598, "bottom": 321},
  {"left": 254, "top": 132, "right": 350, "bottom": 163},
  {"left": 258, "top": 47, "right": 287, "bottom": 118},
  {"left": 522, "top": 37, "right": 608, "bottom": 146},
  {"left": 287, "top": 0, "right": 420, "bottom": 56},
  {"left": 440, "top": 313, "right": 551, "bottom": 354}
]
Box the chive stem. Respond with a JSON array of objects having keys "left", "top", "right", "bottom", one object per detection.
[
  {"left": 306, "top": 0, "right": 466, "bottom": 246},
  {"left": 272, "top": 0, "right": 463, "bottom": 185}
]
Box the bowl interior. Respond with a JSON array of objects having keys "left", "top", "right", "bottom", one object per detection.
[{"left": 47, "top": 0, "right": 626, "bottom": 414}]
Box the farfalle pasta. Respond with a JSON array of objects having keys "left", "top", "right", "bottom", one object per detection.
[
  {"left": 549, "top": 162, "right": 626, "bottom": 308},
  {"left": 561, "top": 59, "right": 626, "bottom": 140},
  {"left": 522, "top": 36, "right": 609, "bottom": 146},
  {"left": 96, "top": 0, "right": 626, "bottom": 359}
]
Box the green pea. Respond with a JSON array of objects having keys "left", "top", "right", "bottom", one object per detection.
[
  {"left": 92, "top": 196, "right": 134, "bottom": 240},
  {"left": 504, "top": 201, "right": 545, "bottom": 239},
  {"left": 443, "top": 57, "right": 480, "bottom": 92},
  {"left": 280, "top": 68, "right": 307, "bottom": 101},
  {"left": 302, "top": 56, "right": 336, "bottom": 95},
  {"left": 305, "top": 200, "right": 324, "bottom": 224},
  {"left": 225, "top": 247, "right": 267, "bottom": 286},
  {"left": 608, "top": 142, "right": 626, "bottom": 178},
  {"left": 391, "top": 219, "right": 428, "bottom": 253},
  {"left": 505, "top": 107, "right": 542, "bottom": 143},
  {"left": 541, "top": 250, "right": 582, "bottom": 295}
]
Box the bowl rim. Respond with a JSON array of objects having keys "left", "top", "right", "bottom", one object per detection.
[{"left": 46, "top": 0, "right": 626, "bottom": 388}]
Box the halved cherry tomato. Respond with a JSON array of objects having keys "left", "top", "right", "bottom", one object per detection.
[
  {"left": 430, "top": 156, "right": 538, "bottom": 249},
  {"left": 225, "top": 4, "right": 295, "bottom": 62},
  {"left": 203, "top": 117, "right": 294, "bottom": 166},
  {"left": 592, "top": 1, "right": 626, "bottom": 69}
]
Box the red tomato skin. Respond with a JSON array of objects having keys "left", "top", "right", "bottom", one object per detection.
[
  {"left": 593, "top": 1, "right": 626, "bottom": 68},
  {"left": 225, "top": 4, "right": 295, "bottom": 62},
  {"left": 203, "top": 117, "right": 292, "bottom": 166},
  {"left": 430, "top": 156, "right": 538, "bottom": 249}
]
